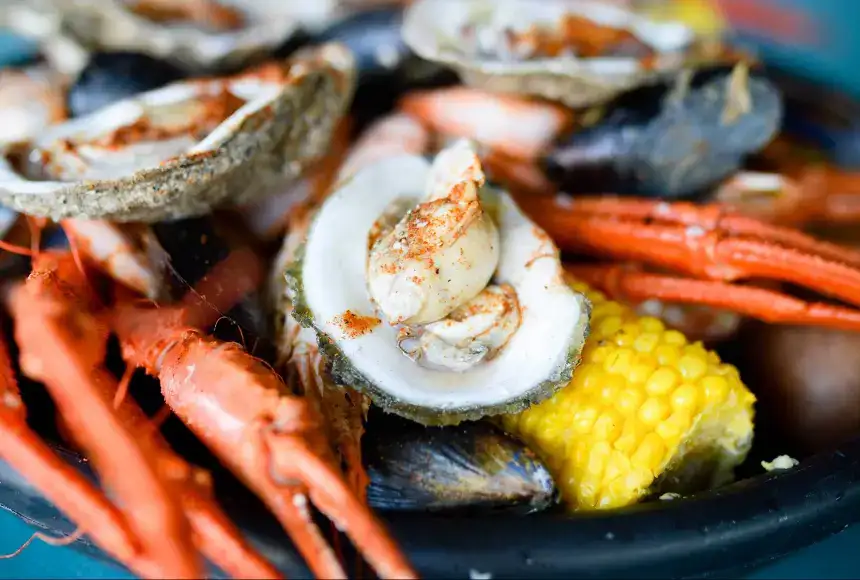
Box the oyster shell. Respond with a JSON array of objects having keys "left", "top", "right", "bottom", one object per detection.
[
  {"left": 2, "top": 0, "right": 341, "bottom": 74},
  {"left": 286, "top": 141, "right": 591, "bottom": 425},
  {"left": 0, "top": 44, "right": 356, "bottom": 222},
  {"left": 402, "top": 0, "right": 698, "bottom": 107}
]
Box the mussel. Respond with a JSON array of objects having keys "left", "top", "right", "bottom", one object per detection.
[
  {"left": 364, "top": 414, "right": 557, "bottom": 513},
  {"left": 315, "top": 6, "right": 409, "bottom": 81},
  {"left": 544, "top": 65, "right": 783, "bottom": 199},
  {"left": 67, "top": 52, "right": 187, "bottom": 118},
  {"left": 314, "top": 5, "right": 457, "bottom": 133}
]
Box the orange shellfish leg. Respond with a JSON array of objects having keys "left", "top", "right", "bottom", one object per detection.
[
  {"left": 568, "top": 264, "right": 860, "bottom": 332},
  {"left": 114, "top": 303, "right": 418, "bottom": 580},
  {"left": 399, "top": 87, "right": 574, "bottom": 160},
  {"left": 290, "top": 351, "right": 369, "bottom": 500},
  {"left": 519, "top": 195, "right": 860, "bottom": 308},
  {"left": 560, "top": 215, "right": 860, "bottom": 308},
  {"left": 240, "top": 117, "right": 354, "bottom": 241},
  {"left": 110, "top": 381, "right": 282, "bottom": 579},
  {"left": 7, "top": 253, "right": 202, "bottom": 578},
  {"left": 338, "top": 112, "right": 431, "bottom": 181},
  {"left": 36, "top": 248, "right": 278, "bottom": 577},
  {"left": 483, "top": 149, "right": 556, "bottom": 197},
  {"left": 180, "top": 245, "right": 266, "bottom": 330},
  {"left": 0, "top": 336, "right": 157, "bottom": 577},
  {"left": 546, "top": 195, "right": 860, "bottom": 269}
]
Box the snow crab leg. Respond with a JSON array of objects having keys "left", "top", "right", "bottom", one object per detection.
[
  {"left": 5, "top": 251, "right": 279, "bottom": 578},
  {"left": 272, "top": 208, "right": 369, "bottom": 500},
  {"left": 60, "top": 219, "right": 168, "bottom": 301},
  {"left": 518, "top": 194, "right": 860, "bottom": 331},
  {"left": 5, "top": 252, "right": 201, "bottom": 578},
  {"left": 239, "top": 117, "right": 354, "bottom": 241},
  {"left": 713, "top": 167, "right": 860, "bottom": 227},
  {"left": 568, "top": 264, "right": 860, "bottom": 332},
  {"left": 337, "top": 111, "right": 431, "bottom": 182},
  {"left": 0, "top": 332, "right": 156, "bottom": 576},
  {"left": 112, "top": 290, "right": 417, "bottom": 579}
]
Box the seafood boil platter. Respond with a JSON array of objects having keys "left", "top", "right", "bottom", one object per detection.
[{"left": 0, "top": 0, "right": 859, "bottom": 578}]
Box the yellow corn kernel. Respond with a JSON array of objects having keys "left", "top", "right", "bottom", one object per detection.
[
  {"left": 501, "top": 280, "right": 755, "bottom": 511},
  {"left": 645, "top": 367, "right": 679, "bottom": 396}
]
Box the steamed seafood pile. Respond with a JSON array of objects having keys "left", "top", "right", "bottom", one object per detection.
[{"left": 0, "top": 0, "right": 859, "bottom": 577}]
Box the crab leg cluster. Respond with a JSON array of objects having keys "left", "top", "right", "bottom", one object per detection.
[
  {"left": 0, "top": 332, "right": 156, "bottom": 575},
  {"left": 113, "top": 292, "right": 415, "bottom": 579},
  {"left": 0, "top": 231, "right": 416, "bottom": 578},
  {"left": 517, "top": 194, "right": 860, "bottom": 331},
  {"left": 6, "top": 252, "right": 201, "bottom": 577}
]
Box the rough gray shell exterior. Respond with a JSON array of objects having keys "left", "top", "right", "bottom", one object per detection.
[{"left": 0, "top": 47, "right": 356, "bottom": 223}]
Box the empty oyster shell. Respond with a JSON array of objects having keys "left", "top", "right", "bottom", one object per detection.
[
  {"left": 402, "top": 0, "right": 698, "bottom": 107},
  {"left": 2, "top": 0, "right": 340, "bottom": 75},
  {"left": 0, "top": 44, "right": 356, "bottom": 222}
]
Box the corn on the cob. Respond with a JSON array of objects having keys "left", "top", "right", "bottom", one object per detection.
[{"left": 500, "top": 278, "right": 755, "bottom": 511}]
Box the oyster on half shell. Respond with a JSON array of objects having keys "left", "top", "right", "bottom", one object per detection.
[
  {"left": 0, "top": 43, "right": 356, "bottom": 222},
  {"left": 402, "top": 0, "right": 700, "bottom": 107},
  {"left": 285, "top": 140, "right": 590, "bottom": 425},
  {"left": 2, "top": 0, "right": 341, "bottom": 75}
]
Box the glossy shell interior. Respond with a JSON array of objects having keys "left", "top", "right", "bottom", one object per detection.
[
  {"left": 402, "top": 0, "right": 696, "bottom": 107},
  {"left": 0, "top": 44, "right": 356, "bottom": 222}
]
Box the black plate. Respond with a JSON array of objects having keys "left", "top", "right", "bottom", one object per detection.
[{"left": 1, "top": 435, "right": 858, "bottom": 579}]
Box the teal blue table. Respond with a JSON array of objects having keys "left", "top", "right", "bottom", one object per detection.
[{"left": 0, "top": 510, "right": 857, "bottom": 578}]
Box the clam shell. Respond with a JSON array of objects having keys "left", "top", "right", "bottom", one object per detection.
[
  {"left": 402, "top": 0, "right": 697, "bottom": 107},
  {"left": 2, "top": 0, "right": 340, "bottom": 74},
  {"left": 0, "top": 44, "right": 356, "bottom": 222}
]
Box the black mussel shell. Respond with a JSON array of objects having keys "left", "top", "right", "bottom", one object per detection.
[
  {"left": 312, "top": 6, "right": 457, "bottom": 134},
  {"left": 544, "top": 67, "right": 783, "bottom": 199},
  {"left": 314, "top": 7, "right": 410, "bottom": 82},
  {"left": 152, "top": 215, "right": 274, "bottom": 361},
  {"left": 364, "top": 414, "right": 557, "bottom": 514},
  {"left": 67, "top": 52, "right": 187, "bottom": 118}
]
